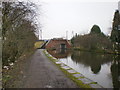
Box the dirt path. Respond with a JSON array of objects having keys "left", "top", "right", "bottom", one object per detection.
[{"left": 20, "top": 49, "right": 78, "bottom": 88}]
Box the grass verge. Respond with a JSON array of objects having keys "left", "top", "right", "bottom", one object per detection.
[{"left": 43, "top": 50, "right": 95, "bottom": 89}]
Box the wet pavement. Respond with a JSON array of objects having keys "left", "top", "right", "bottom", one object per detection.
[{"left": 22, "top": 49, "right": 78, "bottom": 88}]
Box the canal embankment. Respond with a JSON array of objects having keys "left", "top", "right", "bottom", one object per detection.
[{"left": 44, "top": 50, "right": 103, "bottom": 88}]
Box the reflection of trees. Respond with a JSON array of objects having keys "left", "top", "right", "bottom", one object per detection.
[
  {"left": 71, "top": 51, "right": 113, "bottom": 74},
  {"left": 111, "top": 55, "right": 120, "bottom": 88},
  {"left": 47, "top": 49, "right": 70, "bottom": 59},
  {"left": 91, "top": 64, "right": 101, "bottom": 74}
]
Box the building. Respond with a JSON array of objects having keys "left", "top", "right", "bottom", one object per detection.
[{"left": 45, "top": 38, "right": 71, "bottom": 50}]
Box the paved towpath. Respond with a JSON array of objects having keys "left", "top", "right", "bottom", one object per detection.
[{"left": 21, "top": 49, "right": 78, "bottom": 88}]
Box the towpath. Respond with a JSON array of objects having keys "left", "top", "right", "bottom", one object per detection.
[{"left": 20, "top": 49, "right": 78, "bottom": 88}]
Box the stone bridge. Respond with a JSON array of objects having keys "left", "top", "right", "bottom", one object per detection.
[{"left": 43, "top": 38, "right": 71, "bottom": 50}]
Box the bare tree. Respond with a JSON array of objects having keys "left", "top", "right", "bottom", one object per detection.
[{"left": 2, "top": 1, "right": 39, "bottom": 66}]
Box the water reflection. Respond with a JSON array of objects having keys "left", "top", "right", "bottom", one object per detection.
[
  {"left": 71, "top": 51, "right": 120, "bottom": 88},
  {"left": 71, "top": 51, "right": 113, "bottom": 74},
  {"left": 110, "top": 55, "right": 120, "bottom": 88},
  {"left": 47, "top": 49, "right": 120, "bottom": 88},
  {"left": 47, "top": 49, "right": 70, "bottom": 59}
]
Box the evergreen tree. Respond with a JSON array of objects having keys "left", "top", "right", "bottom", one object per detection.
[
  {"left": 110, "top": 10, "right": 120, "bottom": 52},
  {"left": 90, "top": 25, "right": 101, "bottom": 34}
]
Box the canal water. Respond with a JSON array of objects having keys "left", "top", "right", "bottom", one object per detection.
[{"left": 47, "top": 49, "right": 120, "bottom": 88}]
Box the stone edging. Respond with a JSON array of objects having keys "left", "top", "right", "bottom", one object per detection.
[{"left": 44, "top": 50, "right": 103, "bottom": 88}]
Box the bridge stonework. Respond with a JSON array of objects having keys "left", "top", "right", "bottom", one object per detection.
[{"left": 45, "top": 38, "right": 71, "bottom": 50}]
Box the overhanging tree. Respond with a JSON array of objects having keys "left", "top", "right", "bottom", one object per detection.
[{"left": 2, "top": 1, "right": 39, "bottom": 66}]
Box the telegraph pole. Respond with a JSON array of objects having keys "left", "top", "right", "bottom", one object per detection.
[
  {"left": 72, "top": 31, "right": 74, "bottom": 47},
  {"left": 40, "top": 30, "right": 42, "bottom": 40},
  {"left": 66, "top": 31, "right": 68, "bottom": 40},
  {"left": 72, "top": 31, "right": 74, "bottom": 38}
]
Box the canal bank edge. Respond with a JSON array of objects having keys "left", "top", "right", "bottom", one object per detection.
[{"left": 43, "top": 50, "right": 103, "bottom": 88}]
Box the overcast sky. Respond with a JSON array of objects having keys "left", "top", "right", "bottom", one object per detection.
[{"left": 21, "top": 0, "right": 119, "bottom": 39}]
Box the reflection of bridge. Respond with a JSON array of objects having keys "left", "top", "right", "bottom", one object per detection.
[
  {"left": 47, "top": 49, "right": 70, "bottom": 59},
  {"left": 41, "top": 38, "right": 71, "bottom": 50}
]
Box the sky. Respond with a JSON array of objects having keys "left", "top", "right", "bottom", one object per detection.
[{"left": 20, "top": 0, "right": 119, "bottom": 40}]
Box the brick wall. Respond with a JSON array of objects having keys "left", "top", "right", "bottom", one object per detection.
[{"left": 45, "top": 39, "right": 71, "bottom": 49}]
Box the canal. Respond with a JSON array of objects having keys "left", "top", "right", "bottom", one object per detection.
[{"left": 47, "top": 49, "right": 120, "bottom": 88}]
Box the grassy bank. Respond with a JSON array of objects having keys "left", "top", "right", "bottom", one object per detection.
[{"left": 34, "top": 41, "right": 44, "bottom": 49}]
